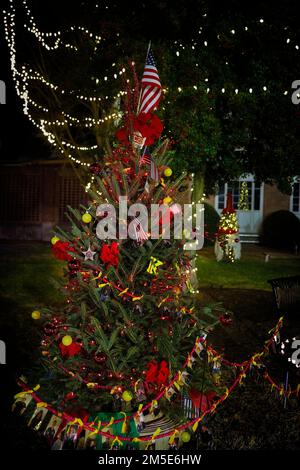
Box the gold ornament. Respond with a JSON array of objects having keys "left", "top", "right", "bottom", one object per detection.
[
  {"left": 31, "top": 310, "right": 41, "bottom": 320},
  {"left": 164, "top": 167, "right": 172, "bottom": 177},
  {"left": 61, "top": 335, "right": 73, "bottom": 346},
  {"left": 122, "top": 390, "right": 133, "bottom": 402},
  {"left": 181, "top": 431, "right": 191, "bottom": 442},
  {"left": 51, "top": 236, "right": 60, "bottom": 245},
  {"left": 163, "top": 196, "right": 172, "bottom": 205},
  {"left": 82, "top": 212, "right": 92, "bottom": 223}
]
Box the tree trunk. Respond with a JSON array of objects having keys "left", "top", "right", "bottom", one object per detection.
[{"left": 192, "top": 170, "right": 205, "bottom": 205}]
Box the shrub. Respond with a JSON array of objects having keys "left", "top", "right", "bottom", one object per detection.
[
  {"left": 260, "top": 210, "right": 300, "bottom": 250},
  {"left": 203, "top": 203, "right": 220, "bottom": 247}
]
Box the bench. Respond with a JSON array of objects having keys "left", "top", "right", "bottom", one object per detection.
[{"left": 268, "top": 276, "right": 300, "bottom": 317}]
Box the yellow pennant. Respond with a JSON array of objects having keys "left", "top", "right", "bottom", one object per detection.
[
  {"left": 132, "top": 295, "right": 144, "bottom": 301},
  {"left": 168, "top": 429, "right": 179, "bottom": 445},
  {"left": 88, "top": 420, "right": 101, "bottom": 438},
  {"left": 192, "top": 416, "right": 203, "bottom": 432},
  {"left": 14, "top": 384, "right": 40, "bottom": 399},
  {"left": 98, "top": 282, "right": 110, "bottom": 288},
  {"left": 107, "top": 416, "right": 115, "bottom": 427},
  {"left": 92, "top": 271, "right": 103, "bottom": 281},
  {"left": 150, "top": 400, "right": 158, "bottom": 413},
  {"left": 110, "top": 436, "right": 123, "bottom": 449},
  {"left": 36, "top": 402, "right": 48, "bottom": 408},
  {"left": 146, "top": 427, "right": 161, "bottom": 448},
  {"left": 134, "top": 379, "right": 141, "bottom": 392},
  {"left": 158, "top": 297, "right": 168, "bottom": 308},
  {"left": 87, "top": 382, "right": 97, "bottom": 389},
  {"left": 118, "top": 288, "right": 129, "bottom": 297},
  {"left": 120, "top": 412, "right": 127, "bottom": 434}
]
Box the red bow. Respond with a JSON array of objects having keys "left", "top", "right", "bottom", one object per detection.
[
  {"left": 59, "top": 342, "right": 82, "bottom": 358},
  {"left": 100, "top": 242, "right": 119, "bottom": 268},
  {"left": 145, "top": 359, "right": 170, "bottom": 390},
  {"left": 52, "top": 241, "right": 75, "bottom": 261}
]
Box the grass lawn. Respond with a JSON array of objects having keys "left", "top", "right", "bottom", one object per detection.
[
  {"left": 1, "top": 242, "right": 299, "bottom": 309},
  {"left": 0, "top": 241, "right": 64, "bottom": 310},
  {"left": 197, "top": 245, "right": 300, "bottom": 291}
]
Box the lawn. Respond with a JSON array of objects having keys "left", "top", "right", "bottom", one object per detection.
[
  {"left": 197, "top": 245, "right": 300, "bottom": 291},
  {"left": 1, "top": 243, "right": 299, "bottom": 309},
  {"left": 0, "top": 241, "right": 64, "bottom": 310}
]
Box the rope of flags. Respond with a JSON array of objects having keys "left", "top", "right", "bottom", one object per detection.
[{"left": 15, "top": 316, "right": 299, "bottom": 444}]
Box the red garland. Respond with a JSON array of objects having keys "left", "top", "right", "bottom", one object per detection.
[
  {"left": 52, "top": 241, "right": 75, "bottom": 261},
  {"left": 116, "top": 113, "right": 163, "bottom": 147},
  {"left": 145, "top": 359, "right": 170, "bottom": 390},
  {"left": 100, "top": 242, "right": 119, "bottom": 268}
]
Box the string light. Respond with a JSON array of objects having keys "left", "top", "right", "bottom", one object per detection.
[{"left": 3, "top": 1, "right": 299, "bottom": 168}]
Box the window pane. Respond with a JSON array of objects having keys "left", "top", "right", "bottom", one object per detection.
[
  {"left": 254, "top": 183, "right": 261, "bottom": 210},
  {"left": 292, "top": 183, "right": 300, "bottom": 212},
  {"left": 218, "top": 184, "right": 225, "bottom": 209}
]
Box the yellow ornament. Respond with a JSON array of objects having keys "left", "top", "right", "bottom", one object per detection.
[
  {"left": 51, "top": 236, "right": 60, "bottom": 245},
  {"left": 164, "top": 167, "right": 172, "bottom": 177},
  {"left": 62, "top": 335, "right": 73, "bottom": 347},
  {"left": 181, "top": 431, "right": 191, "bottom": 442},
  {"left": 122, "top": 390, "right": 133, "bottom": 402},
  {"left": 163, "top": 196, "right": 172, "bottom": 205},
  {"left": 82, "top": 212, "right": 92, "bottom": 223},
  {"left": 31, "top": 310, "right": 41, "bottom": 320}
]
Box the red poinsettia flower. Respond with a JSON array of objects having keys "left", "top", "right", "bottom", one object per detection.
[
  {"left": 100, "top": 242, "right": 119, "bottom": 268},
  {"left": 133, "top": 113, "right": 163, "bottom": 146},
  {"left": 59, "top": 342, "right": 82, "bottom": 358},
  {"left": 115, "top": 113, "right": 163, "bottom": 147},
  {"left": 52, "top": 241, "right": 75, "bottom": 261}
]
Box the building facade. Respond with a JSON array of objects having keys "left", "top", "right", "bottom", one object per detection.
[
  {"left": 0, "top": 162, "right": 298, "bottom": 242},
  {"left": 205, "top": 174, "right": 298, "bottom": 242}
]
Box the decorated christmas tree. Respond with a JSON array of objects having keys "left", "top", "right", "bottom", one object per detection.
[
  {"left": 22, "top": 48, "right": 224, "bottom": 449},
  {"left": 215, "top": 193, "right": 241, "bottom": 262}
]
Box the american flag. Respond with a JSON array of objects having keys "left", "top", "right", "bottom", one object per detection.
[
  {"left": 139, "top": 149, "right": 159, "bottom": 182},
  {"left": 132, "top": 217, "right": 149, "bottom": 244},
  {"left": 138, "top": 47, "right": 162, "bottom": 114}
]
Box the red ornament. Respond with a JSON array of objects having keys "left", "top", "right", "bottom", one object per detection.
[
  {"left": 52, "top": 241, "right": 75, "bottom": 261},
  {"left": 219, "top": 313, "right": 233, "bottom": 326},
  {"left": 65, "top": 391, "right": 76, "bottom": 401},
  {"left": 43, "top": 323, "right": 56, "bottom": 336},
  {"left": 90, "top": 163, "right": 102, "bottom": 175},
  {"left": 93, "top": 352, "right": 107, "bottom": 364},
  {"left": 100, "top": 241, "right": 119, "bottom": 268}
]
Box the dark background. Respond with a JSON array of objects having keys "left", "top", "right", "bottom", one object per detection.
[{"left": 0, "top": 0, "right": 299, "bottom": 162}]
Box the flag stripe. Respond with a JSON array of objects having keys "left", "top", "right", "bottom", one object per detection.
[{"left": 138, "top": 47, "right": 161, "bottom": 114}]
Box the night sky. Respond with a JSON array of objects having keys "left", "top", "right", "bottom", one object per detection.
[{"left": 0, "top": 0, "right": 299, "bottom": 162}]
